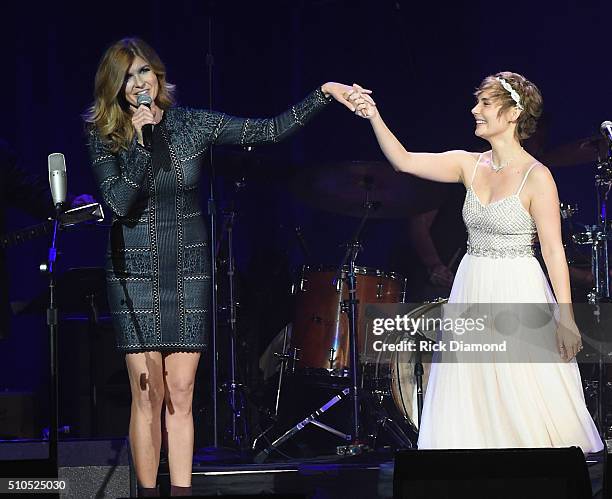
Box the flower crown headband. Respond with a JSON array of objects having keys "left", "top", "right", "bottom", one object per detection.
[{"left": 496, "top": 77, "right": 524, "bottom": 111}]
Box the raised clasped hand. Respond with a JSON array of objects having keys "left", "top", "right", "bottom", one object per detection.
[
  {"left": 346, "top": 83, "right": 378, "bottom": 119},
  {"left": 322, "top": 82, "right": 376, "bottom": 116}
]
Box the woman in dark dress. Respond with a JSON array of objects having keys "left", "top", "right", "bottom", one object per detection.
[{"left": 84, "top": 38, "right": 361, "bottom": 496}]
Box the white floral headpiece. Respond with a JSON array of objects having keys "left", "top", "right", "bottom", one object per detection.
[{"left": 496, "top": 77, "right": 524, "bottom": 111}]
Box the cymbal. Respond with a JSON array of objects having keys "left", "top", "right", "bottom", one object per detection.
[
  {"left": 291, "top": 161, "right": 442, "bottom": 219},
  {"left": 541, "top": 135, "right": 608, "bottom": 168}
]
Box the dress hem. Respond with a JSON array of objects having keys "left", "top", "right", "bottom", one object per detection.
[{"left": 118, "top": 345, "right": 207, "bottom": 353}]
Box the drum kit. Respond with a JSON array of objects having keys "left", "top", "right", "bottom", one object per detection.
[
  {"left": 247, "top": 157, "right": 472, "bottom": 460},
  {"left": 247, "top": 160, "right": 435, "bottom": 460}
]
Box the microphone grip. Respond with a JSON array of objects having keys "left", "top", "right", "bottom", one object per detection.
[{"left": 142, "top": 124, "right": 153, "bottom": 151}]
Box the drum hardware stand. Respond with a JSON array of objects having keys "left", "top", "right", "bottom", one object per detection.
[
  {"left": 253, "top": 201, "right": 377, "bottom": 462},
  {"left": 290, "top": 347, "right": 299, "bottom": 373},
  {"left": 363, "top": 388, "right": 416, "bottom": 449},
  {"left": 251, "top": 325, "right": 295, "bottom": 454},
  {"left": 328, "top": 348, "right": 336, "bottom": 370},
  {"left": 272, "top": 325, "right": 292, "bottom": 416},
  {"left": 332, "top": 198, "right": 378, "bottom": 454},
  {"left": 414, "top": 344, "right": 425, "bottom": 427},
  {"left": 216, "top": 206, "right": 250, "bottom": 448},
  {"left": 411, "top": 330, "right": 439, "bottom": 429},
  {"left": 253, "top": 388, "right": 351, "bottom": 463},
  {"left": 573, "top": 154, "right": 612, "bottom": 441}
]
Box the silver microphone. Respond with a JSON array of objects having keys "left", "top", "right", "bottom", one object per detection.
[
  {"left": 137, "top": 93, "right": 153, "bottom": 108},
  {"left": 48, "top": 152, "right": 67, "bottom": 207},
  {"left": 137, "top": 94, "right": 154, "bottom": 150},
  {"left": 600, "top": 121, "right": 612, "bottom": 142}
]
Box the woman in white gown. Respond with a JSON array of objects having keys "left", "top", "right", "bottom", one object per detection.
[{"left": 347, "top": 72, "right": 603, "bottom": 453}]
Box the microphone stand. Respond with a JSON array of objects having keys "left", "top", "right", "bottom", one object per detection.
[
  {"left": 205, "top": 11, "right": 220, "bottom": 449},
  {"left": 39, "top": 201, "right": 104, "bottom": 473},
  {"left": 42, "top": 204, "right": 63, "bottom": 475}
]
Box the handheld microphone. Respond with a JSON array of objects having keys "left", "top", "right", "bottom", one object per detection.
[
  {"left": 48, "top": 153, "right": 67, "bottom": 208},
  {"left": 137, "top": 93, "right": 154, "bottom": 150},
  {"left": 600, "top": 121, "right": 612, "bottom": 142}
]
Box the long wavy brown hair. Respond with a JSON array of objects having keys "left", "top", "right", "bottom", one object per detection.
[{"left": 83, "top": 38, "right": 175, "bottom": 153}]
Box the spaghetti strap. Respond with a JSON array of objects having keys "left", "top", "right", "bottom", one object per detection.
[
  {"left": 469, "top": 153, "right": 484, "bottom": 187},
  {"left": 516, "top": 162, "right": 539, "bottom": 196}
]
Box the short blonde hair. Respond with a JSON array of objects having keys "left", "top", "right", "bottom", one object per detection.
[
  {"left": 474, "top": 71, "right": 542, "bottom": 140},
  {"left": 83, "top": 38, "right": 175, "bottom": 153}
]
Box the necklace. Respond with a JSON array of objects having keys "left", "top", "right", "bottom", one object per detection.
[
  {"left": 489, "top": 157, "right": 507, "bottom": 172},
  {"left": 489, "top": 148, "right": 524, "bottom": 173}
]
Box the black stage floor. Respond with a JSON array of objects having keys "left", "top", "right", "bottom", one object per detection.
[
  {"left": 0, "top": 439, "right": 608, "bottom": 498},
  {"left": 158, "top": 448, "right": 607, "bottom": 498}
]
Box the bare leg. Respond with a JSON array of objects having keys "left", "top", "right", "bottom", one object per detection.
[
  {"left": 163, "top": 351, "right": 201, "bottom": 487},
  {"left": 125, "top": 352, "right": 165, "bottom": 488}
]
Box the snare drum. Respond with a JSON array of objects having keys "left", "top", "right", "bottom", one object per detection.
[{"left": 291, "top": 265, "right": 406, "bottom": 371}]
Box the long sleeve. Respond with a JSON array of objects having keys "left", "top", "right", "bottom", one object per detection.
[
  {"left": 210, "top": 88, "right": 332, "bottom": 146},
  {"left": 87, "top": 129, "right": 151, "bottom": 217}
]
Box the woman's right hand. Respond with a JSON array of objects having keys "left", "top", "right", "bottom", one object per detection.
[
  {"left": 347, "top": 83, "right": 378, "bottom": 119},
  {"left": 131, "top": 105, "right": 156, "bottom": 145}
]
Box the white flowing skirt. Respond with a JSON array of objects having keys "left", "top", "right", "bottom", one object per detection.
[{"left": 416, "top": 254, "right": 604, "bottom": 452}]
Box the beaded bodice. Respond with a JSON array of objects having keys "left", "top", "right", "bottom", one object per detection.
[{"left": 462, "top": 155, "right": 538, "bottom": 258}]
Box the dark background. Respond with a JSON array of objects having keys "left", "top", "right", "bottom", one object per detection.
[{"left": 0, "top": 0, "right": 610, "bottom": 440}]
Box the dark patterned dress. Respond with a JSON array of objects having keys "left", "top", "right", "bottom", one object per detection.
[{"left": 88, "top": 88, "right": 331, "bottom": 352}]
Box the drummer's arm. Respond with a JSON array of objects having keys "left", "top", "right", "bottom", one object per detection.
[{"left": 408, "top": 210, "right": 442, "bottom": 268}]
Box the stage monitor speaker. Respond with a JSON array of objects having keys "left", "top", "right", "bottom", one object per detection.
[
  {"left": 0, "top": 438, "right": 135, "bottom": 498},
  {"left": 393, "top": 447, "right": 592, "bottom": 499}
]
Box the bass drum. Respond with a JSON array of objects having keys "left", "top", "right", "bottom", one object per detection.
[{"left": 371, "top": 299, "right": 446, "bottom": 430}]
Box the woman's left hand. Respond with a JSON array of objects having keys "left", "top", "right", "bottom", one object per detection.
[
  {"left": 556, "top": 317, "right": 583, "bottom": 361},
  {"left": 321, "top": 82, "right": 375, "bottom": 112}
]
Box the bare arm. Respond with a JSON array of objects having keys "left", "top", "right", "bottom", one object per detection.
[
  {"left": 369, "top": 113, "right": 472, "bottom": 183},
  {"left": 529, "top": 165, "right": 582, "bottom": 360},
  {"left": 349, "top": 87, "right": 474, "bottom": 184},
  {"left": 529, "top": 166, "right": 571, "bottom": 304}
]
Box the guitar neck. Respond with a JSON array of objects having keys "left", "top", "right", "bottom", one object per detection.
[{"left": 0, "top": 221, "right": 53, "bottom": 249}]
